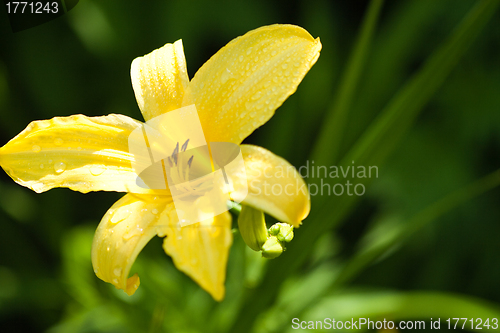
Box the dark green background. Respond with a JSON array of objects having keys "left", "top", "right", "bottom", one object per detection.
[{"left": 0, "top": 0, "right": 499, "bottom": 332}]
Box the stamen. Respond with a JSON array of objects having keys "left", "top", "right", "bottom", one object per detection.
[
  {"left": 172, "top": 142, "right": 179, "bottom": 165},
  {"left": 184, "top": 164, "right": 190, "bottom": 185},
  {"left": 181, "top": 139, "right": 190, "bottom": 152},
  {"left": 187, "top": 155, "right": 194, "bottom": 167}
]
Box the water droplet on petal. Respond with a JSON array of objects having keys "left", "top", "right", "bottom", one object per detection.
[
  {"left": 123, "top": 231, "right": 140, "bottom": 241},
  {"left": 90, "top": 165, "right": 106, "bottom": 176},
  {"left": 112, "top": 278, "right": 118, "bottom": 284},
  {"left": 239, "top": 55, "right": 244, "bottom": 62},
  {"left": 246, "top": 47, "right": 252, "bottom": 55},
  {"left": 110, "top": 209, "right": 130, "bottom": 224},
  {"left": 252, "top": 91, "right": 262, "bottom": 100},
  {"left": 113, "top": 267, "right": 122, "bottom": 276},
  {"left": 220, "top": 68, "right": 232, "bottom": 84},
  {"left": 271, "top": 50, "right": 277, "bottom": 56},
  {"left": 39, "top": 164, "right": 44, "bottom": 169},
  {"left": 32, "top": 145, "right": 41, "bottom": 153},
  {"left": 54, "top": 161, "right": 66, "bottom": 174},
  {"left": 54, "top": 138, "right": 63, "bottom": 146},
  {"left": 152, "top": 208, "right": 158, "bottom": 215}
]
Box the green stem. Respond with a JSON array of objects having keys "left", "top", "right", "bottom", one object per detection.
[{"left": 228, "top": 201, "right": 242, "bottom": 215}]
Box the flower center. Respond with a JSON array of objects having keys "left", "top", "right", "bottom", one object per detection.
[
  {"left": 167, "top": 139, "right": 193, "bottom": 185},
  {"left": 166, "top": 139, "right": 214, "bottom": 198}
]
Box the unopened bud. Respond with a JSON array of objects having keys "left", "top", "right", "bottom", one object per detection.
[
  {"left": 237, "top": 205, "right": 268, "bottom": 251},
  {"left": 268, "top": 222, "right": 294, "bottom": 243},
  {"left": 261, "top": 236, "right": 284, "bottom": 259}
]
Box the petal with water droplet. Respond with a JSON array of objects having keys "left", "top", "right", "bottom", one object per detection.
[
  {"left": 162, "top": 211, "right": 232, "bottom": 301},
  {"left": 0, "top": 114, "right": 164, "bottom": 195},
  {"left": 131, "top": 40, "right": 190, "bottom": 122},
  {"left": 182, "top": 24, "right": 321, "bottom": 144},
  {"left": 230, "top": 144, "right": 310, "bottom": 228},
  {"left": 91, "top": 194, "right": 172, "bottom": 296}
]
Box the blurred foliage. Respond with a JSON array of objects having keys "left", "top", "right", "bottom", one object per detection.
[{"left": 0, "top": 0, "right": 500, "bottom": 332}]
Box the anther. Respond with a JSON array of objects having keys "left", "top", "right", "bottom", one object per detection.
[
  {"left": 181, "top": 139, "right": 190, "bottom": 152},
  {"left": 172, "top": 142, "right": 179, "bottom": 165}
]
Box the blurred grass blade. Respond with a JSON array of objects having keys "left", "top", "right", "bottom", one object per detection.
[
  {"left": 333, "top": 168, "right": 500, "bottom": 288},
  {"left": 301, "top": 0, "right": 500, "bottom": 281},
  {"left": 312, "top": 0, "right": 500, "bottom": 243},
  {"left": 297, "top": 291, "right": 500, "bottom": 332},
  {"left": 251, "top": 263, "right": 340, "bottom": 333},
  {"left": 62, "top": 226, "right": 102, "bottom": 308},
  {"left": 311, "top": 0, "right": 384, "bottom": 166},
  {"left": 342, "top": 0, "right": 500, "bottom": 168}
]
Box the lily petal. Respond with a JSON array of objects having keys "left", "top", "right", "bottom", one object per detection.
[
  {"left": 162, "top": 211, "right": 232, "bottom": 301},
  {"left": 131, "top": 40, "right": 190, "bottom": 122},
  {"left": 0, "top": 114, "right": 157, "bottom": 194},
  {"left": 183, "top": 24, "right": 321, "bottom": 144},
  {"left": 91, "top": 193, "right": 172, "bottom": 295},
  {"left": 231, "top": 144, "right": 310, "bottom": 228}
]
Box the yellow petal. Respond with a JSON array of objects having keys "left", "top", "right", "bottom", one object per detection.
[
  {"left": 131, "top": 40, "right": 190, "bottom": 122},
  {"left": 231, "top": 144, "right": 310, "bottom": 228},
  {"left": 183, "top": 24, "right": 321, "bottom": 143},
  {"left": 162, "top": 211, "right": 232, "bottom": 301},
  {"left": 0, "top": 114, "right": 162, "bottom": 194},
  {"left": 91, "top": 193, "right": 172, "bottom": 295}
]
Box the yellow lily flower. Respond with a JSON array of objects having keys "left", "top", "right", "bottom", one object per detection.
[{"left": 0, "top": 24, "right": 321, "bottom": 301}]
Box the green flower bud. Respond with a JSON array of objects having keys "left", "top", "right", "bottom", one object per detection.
[
  {"left": 276, "top": 223, "right": 294, "bottom": 243},
  {"left": 237, "top": 205, "right": 268, "bottom": 251},
  {"left": 269, "top": 224, "right": 281, "bottom": 236},
  {"left": 261, "top": 236, "right": 284, "bottom": 259}
]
